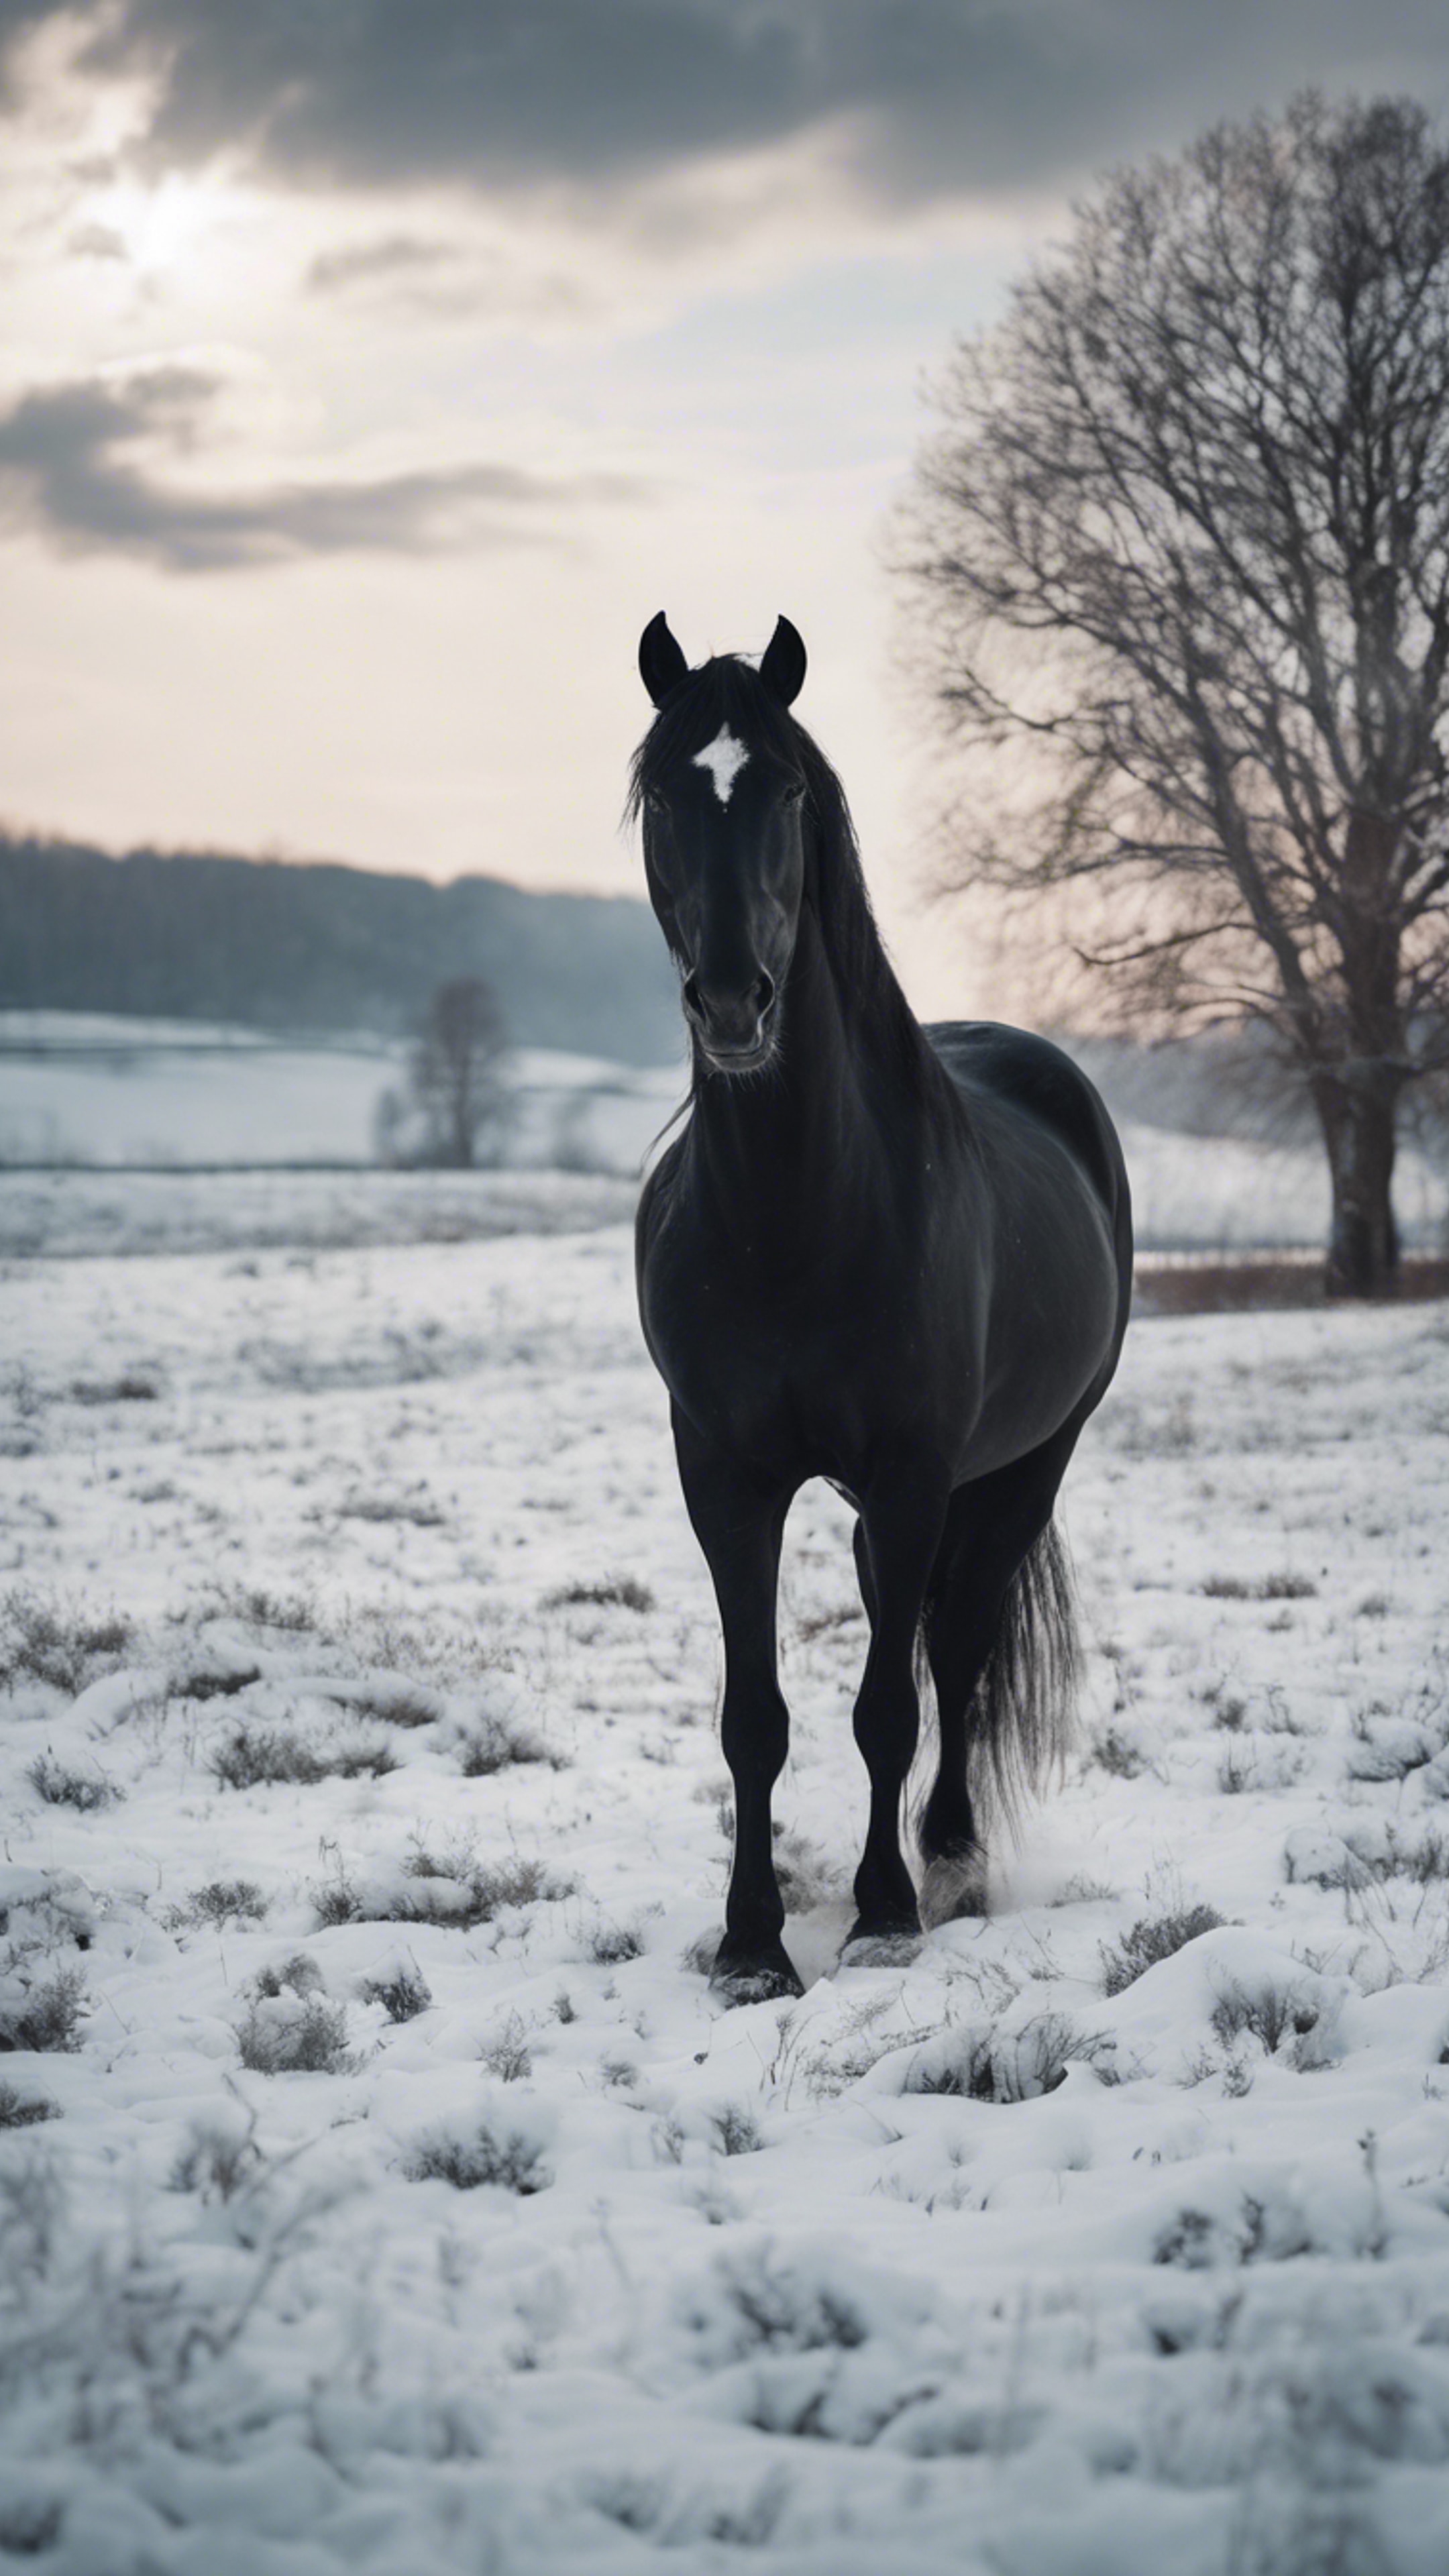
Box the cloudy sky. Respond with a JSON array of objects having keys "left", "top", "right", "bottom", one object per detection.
[{"left": 5, "top": 2, "right": 1449, "bottom": 1011}]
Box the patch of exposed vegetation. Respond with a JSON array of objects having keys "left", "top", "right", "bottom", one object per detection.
[
  {"left": 68, "top": 1373, "right": 162, "bottom": 1405},
  {"left": 582, "top": 1917, "right": 647, "bottom": 1966},
  {"left": 1100, "top": 1905, "right": 1226, "bottom": 1995},
  {"left": 164, "top": 1878, "right": 269, "bottom": 1931},
  {"left": 358, "top": 1962, "right": 432, "bottom": 2023},
  {"left": 404, "top": 2123, "right": 550, "bottom": 2194},
  {"left": 1201, "top": 1572, "right": 1318, "bottom": 1601},
  {"left": 235, "top": 1961, "right": 354, "bottom": 2074},
  {"left": 313, "top": 1845, "right": 574, "bottom": 1933},
  {"left": 0, "top": 1966, "right": 87, "bottom": 2053},
  {"left": 543, "top": 1576, "right": 655, "bottom": 1614},
  {"left": 710, "top": 2104, "right": 763, "bottom": 2155},
  {"left": 210, "top": 1725, "right": 398, "bottom": 1790},
  {"left": 458, "top": 1712, "right": 558, "bottom": 1776},
  {"left": 1210, "top": 1978, "right": 1322, "bottom": 2059},
  {"left": 175, "top": 1668, "right": 261, "bottom": 1703},
  {"left": 0, "top": 2080, "right": 58, "bottom": 2127},
  {"left": 480, "top": 2012, "right": 533, "bottom": 2081},
  {"left": 1087, "top": 1726, "right": 1147, "bottom": 1780},
  {"left": 0, "top": 1593, "right": 133, "bottom": 1697},
  {"left": 25, "top": 1752, "right": 125, "bottom": 1813},
  {"left": 907, "top": 2012, "right": 1114, "bottom": 2104}
]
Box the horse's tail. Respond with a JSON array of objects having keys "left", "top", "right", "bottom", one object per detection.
[{"left": 916, "top": 1517, "right": 1080, "bottom": 1921}]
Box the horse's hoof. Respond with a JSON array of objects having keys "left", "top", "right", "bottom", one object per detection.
[
  {"left": 919, "top": 1852, "right": 989, "bottom": 1927},
  {"left": 838, "top": 1927, "right": 922, "bottom": 1970},
  {"left": 708, "top": 1947, "right": 804, "bottom": 2006}
]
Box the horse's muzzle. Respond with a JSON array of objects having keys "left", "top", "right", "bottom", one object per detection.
[{"left": 683, "top": 968, "right": 777, "bottom": 1069}]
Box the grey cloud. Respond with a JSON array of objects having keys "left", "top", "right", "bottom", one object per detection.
[
  {"left": 0, "top": 368, "right": 647, "bottom": 571},
  {"left": 66, "top": 219, "right": 127, "bottom": 259},
  {"left": 306, "top": 234, "right": 458, "bottom": 293},
  {"left": 6, "top": 0, "right": 1449, "bottom": 210}
]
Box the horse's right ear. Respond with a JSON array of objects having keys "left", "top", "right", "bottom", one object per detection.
[
  {"left": 639, "top": 611, "right": 689, "bottom": 706},
  {"left": 759, "top": 614, "right": 806, "bottom": 707}
]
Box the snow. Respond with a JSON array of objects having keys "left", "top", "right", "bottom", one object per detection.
[
  {"left": 0, "top": 1022, "right": 685, "bottom": 1179},
  {"left": 1, "top": 1179, "right": 1448, "bottom": 2572},
  {"left": 691, "top": 724, "right": 751, "bottom": 807}
]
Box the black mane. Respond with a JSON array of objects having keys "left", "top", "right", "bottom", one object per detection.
[{"left": 628, "top": 655, "right": 928, "bottom": 1094}]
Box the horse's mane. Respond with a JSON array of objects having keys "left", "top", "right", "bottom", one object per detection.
[{"left": 627, "top": 655, "right": 931, "bottom": 1097}]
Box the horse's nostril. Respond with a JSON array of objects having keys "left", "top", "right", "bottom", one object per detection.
[
  {"left": 682, "top": 971, "right": 702, "bottom": 1018},
  {"left": 754, "top": 973, "right": 776, "bottom": 1016}
]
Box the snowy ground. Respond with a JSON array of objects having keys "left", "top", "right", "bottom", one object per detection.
[
  {"left": 0, "top": 1018, "right": 682, "bottom": 1181},
  {"left": 1, "top": 1186, "right": 1448, "bottom": 2575},
  {"left": 3, "top": 1012, "right": 1446, "bottom": 1253}
]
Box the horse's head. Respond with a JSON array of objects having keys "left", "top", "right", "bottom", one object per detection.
[{"left": 632, "top": 612, "right": 810, "bottom": 1073}]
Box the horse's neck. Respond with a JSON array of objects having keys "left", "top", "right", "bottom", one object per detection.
[{"left": 689, "top": 902, "right": 910, "bottom": 1223}]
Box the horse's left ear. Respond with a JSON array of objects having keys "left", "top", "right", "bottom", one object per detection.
[
  {"left": 639, "top": 611, "right": 689, "bottom": 706},
  {"left": 759, "top": 614, "right": 806, "bottom": 708}
]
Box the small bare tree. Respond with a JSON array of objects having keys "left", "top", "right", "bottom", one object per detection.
[
  {"left": 902, "top": 93, "right": 1449, "bottom": 1294},
  {"left": 376, "top": 977, "right": 509, "bottom": 1169}
]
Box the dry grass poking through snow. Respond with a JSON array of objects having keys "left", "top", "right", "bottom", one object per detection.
[{"left": 0, "top": 1205, "right": 1448, "bottom": 2574}]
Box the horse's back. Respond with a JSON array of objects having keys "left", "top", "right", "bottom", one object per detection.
[{"left": 924, "top": 1020, "right": 1129, "bottom": 1240}]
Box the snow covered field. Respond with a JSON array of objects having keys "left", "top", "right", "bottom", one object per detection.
[
  {"left": 0, "top": 1018, "right": 682, "bottom": 1182},
  {"left": 3, "top": 1012, "right": 1446, "bottom": 1253},
  {"left": 2, "top": 1185, "right": 1448, "bottom": 2575}
]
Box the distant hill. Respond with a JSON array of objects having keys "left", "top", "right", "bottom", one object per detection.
[{"left": 0, "top": 834, "right": 682, "bottom": 1064}]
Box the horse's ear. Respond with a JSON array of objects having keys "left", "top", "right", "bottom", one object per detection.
[
  {"left": 639, "top": 611, "right": 689, "bottom": 707},
  {"left": 759, "top": 614, "right": 806, "bottom": 708}
]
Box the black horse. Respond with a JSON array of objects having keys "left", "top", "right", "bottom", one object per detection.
[{"left": 631, "top": 612, "right": 1132, "bottom": 2003}]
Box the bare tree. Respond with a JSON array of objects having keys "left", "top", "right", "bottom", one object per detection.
[
  {"left": 376, "top": 977, "right": 509, "bottom": 1168},
  {"left": 902, "top": 93, "right": 1449, "bottom": 1294}
]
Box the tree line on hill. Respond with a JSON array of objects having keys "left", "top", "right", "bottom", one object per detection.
[{"left": 0, "top": 833, "right": 681, "bottom": 1067}]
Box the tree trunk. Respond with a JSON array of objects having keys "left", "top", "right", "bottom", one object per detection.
[{"left": 1315, "top": 1076, "right": 1401, "bottom": 1297}]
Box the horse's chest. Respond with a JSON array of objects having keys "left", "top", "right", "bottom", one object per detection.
[{"left": 640, "top": 1224, "right": 944, "bottom": 1476}]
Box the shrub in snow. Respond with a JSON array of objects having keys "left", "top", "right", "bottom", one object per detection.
[
  {"left": 404, "top": 2121, "right": 550, "bottom": 2194},
  {"left": 357, "top": 1958, "right": 432, "bottom": 2023},
  {"left": 235, "top": 1957, "right": 354, "bottom": 2074},
  {"left": 479, "top": 2012, "right": 533, "bottom": 2081},
  {"left": 542, "top": 1576, "right": 654, "bottom": 1614},
  {"left": 1087, "top": 1725, "right": 1148, "bottom": 1778},
  {"left": 1201, "top": 1572, "right": 1317, "bottom": 1601},
  {"left": 165, "top": 1878, "right": 269, "bottom": 1929},
  {"left": 709, "top": 2104, "right": 763, "bottom": 2157},
  {"left": 1101, "top": 1904, "right": 1226, "bottom": 1996},
  {"left": 580, "top": 1916, "right": 646, "bottom": 1966},
  {"left": 1283, "top": 1828, "right": 1379, "bottom": 1892},
  {"left": 0, "top": 1963, "right": 86, "bottom": 2053},
  {"left": 211, "top": 1725, "right": 397, "bottom": 1789},
  {"left": 1346, "top": 1711, "right": 1442, "bottom": 1782},
  {"left": 252, "top": 1951, "right": 325, "bottom": 2000},
  {"left": 0, "top": 1593, "right": 132, "bottom": 1697},
  {"left": 25, "top": 1751, "right": 125, "bottom": 1813},
  {"left": 235, "top": 1992, "right": 354, "bottom": 2076},
  {"left": 906, "top": 2011, "right": 1113, "bottom": 2103},
  {"left": 169, "top": 2110, "right": 263, "bottom": 2202},
  {"left": 1210, "top": 1976, "right": 1324, "bottom": 2062},
  {"left": 678, "top": 2243, "right": 928, "bottom": 2369},
  {"left": 319, "top": 1847, "right": 574, "bottom": 1933},
  {"left": 0, "top": 2079, "right": 56, "bottom": 2126},
  {"left": 457, "top": 1712, "right": 556, "bottom": 1776},
  {"left": 348, "top": 1685, "right": 439, "bottom": 1729},
  {"left": 172, "top": 1664, "right": 260, "bottom": 1702}
]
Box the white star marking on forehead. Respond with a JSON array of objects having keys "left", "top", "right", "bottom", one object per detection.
[{"left": 692, "top": 724, "right": 751, "bottom": 808}]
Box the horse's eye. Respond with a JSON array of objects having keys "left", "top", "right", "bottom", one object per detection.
[{"left": 783, "top": 782, "right": 807, "bottom": 808}]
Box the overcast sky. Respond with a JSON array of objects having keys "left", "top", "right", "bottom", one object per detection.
[{"left": 5, "top": 2, "right": 1449, "bottom": 1014}]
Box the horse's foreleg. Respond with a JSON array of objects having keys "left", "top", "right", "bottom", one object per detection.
[
  {"left": 847, "top": 1460, "right": 951, "bottom": 1956},
  {"left": 672, "top": 1411, "right": 800, "bottom": 2004}
]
